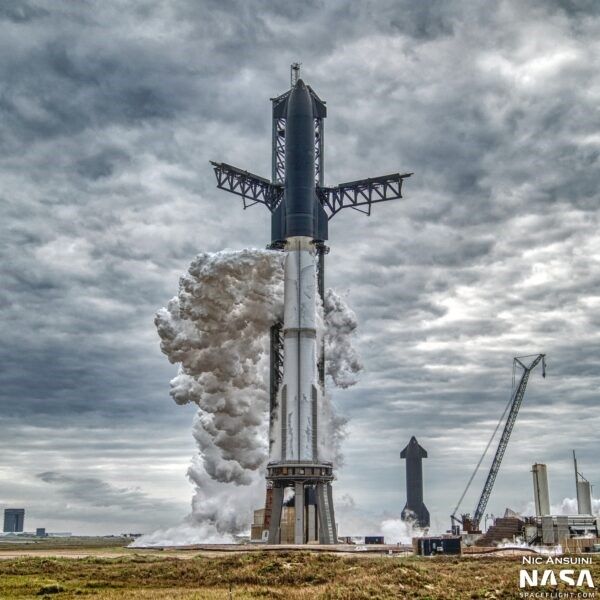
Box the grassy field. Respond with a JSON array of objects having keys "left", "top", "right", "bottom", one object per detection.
[
  {"left": 1, "top": 549, "right": 598, "bottom": 600},
  {"left": 0, "top": 537, "right": 132, "bottom": 552}
]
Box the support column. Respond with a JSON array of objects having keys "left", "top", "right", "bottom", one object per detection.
[
  {"left": 294, "top": 482, "right": 305, "bottom": 544},
  {"left": 326, "top": 482, "right": 337, "bottom": 543},
  {"left": 307, "top": 486, "right": 318, "bottom": 542},
  {"left": 268, "top": 486, "right": 284, "bottom": 544},
  {"left": 316, "top": 481, "right": 336, "bottom": 544}
]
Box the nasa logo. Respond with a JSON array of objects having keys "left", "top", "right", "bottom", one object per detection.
[{"left": 519, "top": 568, "right": 595, "bottom": 589}]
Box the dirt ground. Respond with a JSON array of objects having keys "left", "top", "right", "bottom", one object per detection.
[{"left": 0, "top": 538, "right": 597, "bottom": 599}]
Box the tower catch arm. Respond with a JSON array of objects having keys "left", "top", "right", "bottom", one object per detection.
[
  {"left": 210, "top": 161, "right": 283, "bottom": 211},
  {"left": 318, "top": 172, "right": 412, "bottom": 218}
]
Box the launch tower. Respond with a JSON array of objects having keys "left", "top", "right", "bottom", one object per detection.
[{"left": 211, "top": 64, "right": 411, "bottom": 544}]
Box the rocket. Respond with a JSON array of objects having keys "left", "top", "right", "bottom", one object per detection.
[
  {"left": 401, "top": 436, "right": 430, "bottom": 528},
  {"left": 271, "top": 79, "right": 324, "bottom": 463},
  {"left": 265, "top": 78, "right": 336, "bottom": 544},
  {"left": 210, "top": 66, "right": 411, "bottom": 544}
]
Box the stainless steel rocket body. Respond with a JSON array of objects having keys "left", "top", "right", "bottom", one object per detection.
[{"left": 276, "top": 236, "right": 320, "bottom": 462}]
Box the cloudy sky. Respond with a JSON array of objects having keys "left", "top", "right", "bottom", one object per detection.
[{"left": 1, "top": 0, "right": 598, "bottom": 536}]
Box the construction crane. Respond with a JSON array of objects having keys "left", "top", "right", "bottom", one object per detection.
[{"left": 451, "top": 354, "right": 546, "bottom": 533}]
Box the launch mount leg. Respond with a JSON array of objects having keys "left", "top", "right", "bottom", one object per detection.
[
  {"left": 307, "top": 485, "right": 318, "bottom": 542},
  {"left": 316, "top": 481, "right": 337, "bottom": 544},
  {"left": 294, "top": 482, "right": 305, "bottom": 544},
  {"left": 268, "top": 486, "right": 284, "bottom": 544}
]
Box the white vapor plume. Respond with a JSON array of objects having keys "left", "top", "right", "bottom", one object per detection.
[
  {"left": 156, "top": 249, "right": 284, "bottom": 487},
  {"left": 315, "top": 290, "right": 360, "bottom": 467},
  {"left": 134, "top": 249, "right": 362, "bottom": 546},
  {"left": 496, "top": 539, "right": 564, "bottom": 556},
  {"left": 380, "top": 518, "right": 427, "bottom": 545},
  {"left": 520, "top": 497, "right": 600, "bottom": 517},
  {"left": 551, "top": 497, "right": 600, "bottom": 517},
  {"left": 324, "top": 289, "right": 362, "bottom": 388}
]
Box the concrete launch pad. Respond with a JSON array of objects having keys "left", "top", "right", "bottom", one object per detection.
[{"left": 129, "top": 542, "right": 414, "bottom": 554}]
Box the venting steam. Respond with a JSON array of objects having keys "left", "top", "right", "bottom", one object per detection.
[{"left": 134, "top": 249, "right": 361, "bottom": 545}]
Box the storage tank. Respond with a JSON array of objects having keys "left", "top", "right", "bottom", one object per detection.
[
  {"left": 532, "top": 464, "right": 550, "bottom": 516},
  {"left": 577, "top": 480, "right": 593, "bottom": 515}
]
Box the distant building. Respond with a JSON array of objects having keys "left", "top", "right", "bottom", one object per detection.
[{"left": 3, "top": 509, "right": 25, "bottom": 533}]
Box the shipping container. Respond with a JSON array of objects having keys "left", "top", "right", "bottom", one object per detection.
[
  {"left": 364, "top": 536, "right": 385, "bottom": 544},
  {"left": 415, "top": 536, "right": 461, "bottom": 556}
]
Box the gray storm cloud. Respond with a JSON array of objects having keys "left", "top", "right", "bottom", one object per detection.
[
  {"left": 1, "top": 0, "right": 598, "bottom": 536},
  {"left": 136, "top": 248, "right": 361, "bottom": 543}
]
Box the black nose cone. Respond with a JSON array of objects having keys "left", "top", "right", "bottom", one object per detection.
[{"left": 287, "top": 78, "right": 313, "bottom": 119}]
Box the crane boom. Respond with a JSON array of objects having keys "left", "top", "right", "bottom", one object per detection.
[
  {"left": 471, "top": 354, "right": 545, "bottom": 529},
  {"left": 451, "top": 354, "right": 546, "bottom": 532}
]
